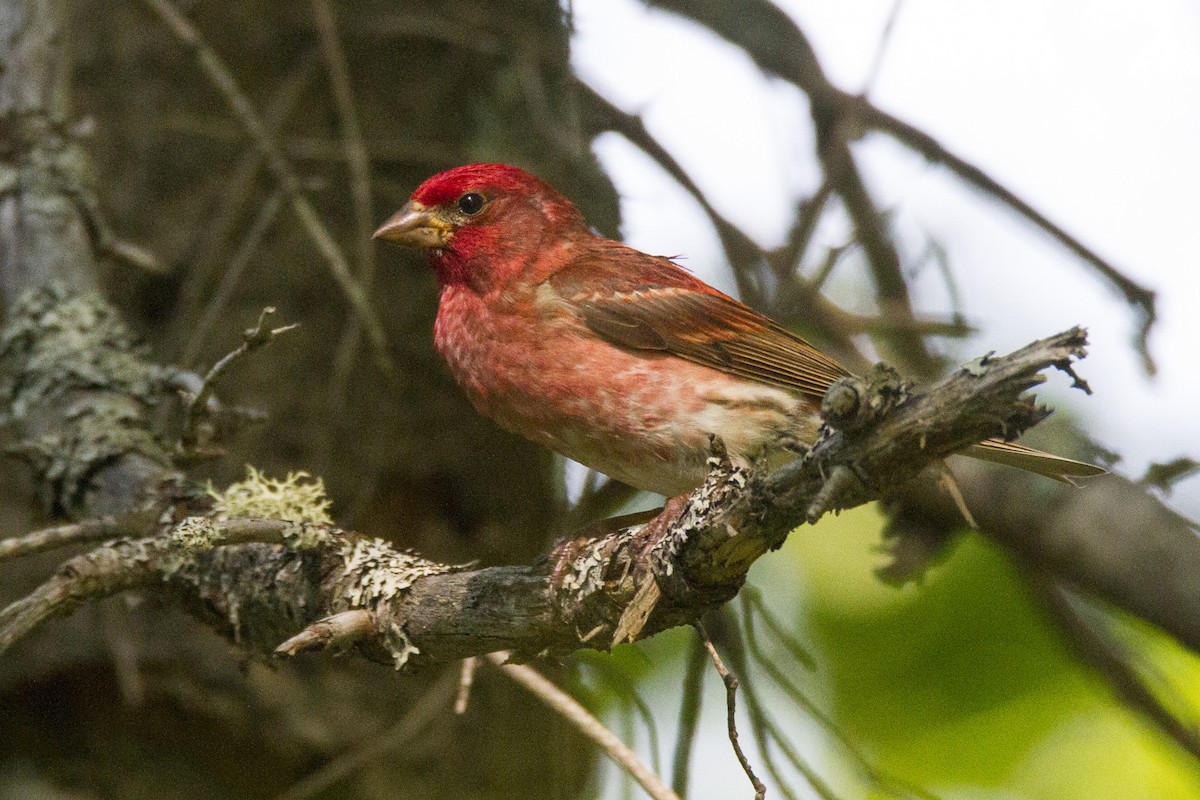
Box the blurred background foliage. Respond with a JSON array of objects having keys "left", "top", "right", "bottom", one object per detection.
[{"left": 2, "top": 0, "right": 1199, "bottom": 798}]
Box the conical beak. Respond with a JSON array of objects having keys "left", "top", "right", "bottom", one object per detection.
[{"left": 372, "top": 201, "right": 450, "bottom": 249}]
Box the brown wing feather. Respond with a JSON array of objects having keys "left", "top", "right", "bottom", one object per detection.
[
  {"left": 548, "top": 238, "right": 1104, "bottom": 483},
  {"left": 548, "top": 240, "right": 849, "bottom": 403}
]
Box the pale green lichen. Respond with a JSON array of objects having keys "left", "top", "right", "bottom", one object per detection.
[
  {"left": 160, "top": 516, "right": 223, "bottom": 578},
  {"left": 335, "top": 537, "right": 457, "bottom": 668},
  {"left": 171, "top": 515, "right": 222, "bottom": 551},
  {"left": 379, "top": 617, "right": 420, "bottom": 669},
  {"left": 0, "top": 284, "right": 175, "bottom": 512},
  {"left": 208, "top": 466, "right": 333, "bottom": 525},
  {"left": 192, "top": 468, "right": 452, "bottom": 669},
  {"left": 339, "top": 537, "right": 444, "bottom": 607},
  {"left": 281, "top": 520, "right": 337, "bottom": 549}
]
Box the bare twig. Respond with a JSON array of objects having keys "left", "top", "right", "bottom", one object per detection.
[
  {"left": 454, "top": 656, "right": 479, "bottom": 714},
  {"left": 862, "top": 0, "right": 906, "bottom": 93},
  {"left": 1035, "top": 578, "right": 1200, "bottom": 761},
  {"left": 487, "top": 653, "right": 681, "bottom": 800},
  {"left": 740, "top": 687, "right": 841, "bottom": 800},
  {"left": 697, "top": 624, "right": 766, "bottom": 799},
  {"left": 142, "top": 0, "right": 396, "bottom": 380},
  {"left": 670, "top": 630, "right": 709, "bottom": 796},
  {"left": 847, "top": 96, "right": 1158, "bottom": 371},
  {"left": 102, "top": 238, "right": 164, "bottom": 274},
  {"left": 181, "top": 187, "right": 287, "bottom": 367},
  {"left": 0, "top": 515, "right": 147, "bottom": 563},
  {"left": 770, "top": 180, "right": 834, "bottom": 284},
  {"left": 721, "top": 609, "right": 839, "bottom": 800},
  {"left": 274, "top": 669, "right": 459, "bottom": 800},
  {"left": 179, "top": 307, "right": 297, "bottom": 456},
  {"left": 310, "top": 0, "right": 381, "bottom": 403},
  {"left": 274, "top": 609, "right": 377, "bottom": 656},
  {"left": 173, "top": 53, "right": 319, "bottom": 333}
]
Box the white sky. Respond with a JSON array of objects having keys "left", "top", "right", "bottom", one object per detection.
[{"left": 571, "top": 0, "right": 1200, "bottom": 521}]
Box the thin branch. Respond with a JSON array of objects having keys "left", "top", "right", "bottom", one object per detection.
[
  {"left": 179, "top": 307, "right": 297, "bottom": 457},
  {"left": 454, "top": 656, "right": 479, "bottom": 714},
  {"left": 848, "top": 95, "right": 1158, "bottom": 372},
  {"left": 181, "top": 187, "right": 286, "bottom": 368},
  {"left": 310, "top": 0, "right": 381, "bottom": 404},
  {"left": 487, "top": 653, "right": 681, "bottom": 800},
  {"left": 862, "top": 0, "right": 906, "bottom": 94},
  {"left": 697, "top": 624, "right": 766, "bottom": 799},
  {"left": 1034, "top": 577, "right": 1200, "bottom": 760},
  {"left": 0, "top": 515, "right": 147, "bottom": 563},
  {"left": 274, "top": 609, "right": 376, "bottom": 656},
  {"left": 722, "top": 609, "right": 839, "bottom": 800},
  {"left": 142, "top": 0, "right": 396, "bottom": 381},
  {"left": 741, "top": 687, "right": 841, "bottom": 800},
  {"left": 670, "top": 634, "right": 708, "bottom": 796},
  {"left": 770, "top": 180, "right": 834, "bottom": 283},
  {"left": 274, "top": 668, "right": 459, "bottom": 800},
  {"left": 173, "top": 53, "right": 319, "bottom": 339}
]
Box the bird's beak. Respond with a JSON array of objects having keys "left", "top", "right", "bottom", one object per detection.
[{"left": 372, "top": 201, "right": 451, "bottom": 249}]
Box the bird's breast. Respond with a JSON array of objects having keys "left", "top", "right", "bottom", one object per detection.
[{"left": 433, "top": 286, "right": 815, "bottom": 496}]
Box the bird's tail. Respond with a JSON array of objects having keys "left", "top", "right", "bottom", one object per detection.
[{"left": 963, "top": 439, "right": 1106, "bottom": 485}]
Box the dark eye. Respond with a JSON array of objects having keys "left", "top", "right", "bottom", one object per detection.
[{"left": 457, "top": 192, "right": 485, "bottom": 216}]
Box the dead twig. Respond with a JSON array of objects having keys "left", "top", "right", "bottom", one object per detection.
[
  {"left": 142, "top": 0, "right": 396, "bottom": 381},
  {"left": 179, "top": 307, "right": 297, "bottom": 458},
  {"left": 697, "top": 624, "right": 766, "bottom": 799},
  {"left": 274, "top": 609, "right": 376, "bottom": 657},
  {"left": 181, "top": 187, "right": 287, "bottom": 368},
  {"left": 274, "top": 668, "right": 459, "bottom": 800},
  {"left": 0, "top": 515, "right": 148, "bottom": 563},
  {"left": 454, "top": 656, "right": 478, "bottom": 714},
  {"left": 487, "top": 652, "right": 681, "bottom": 800},
  {"left": 172, "top": 53, "right": 319, "bottom": 335},
  {"left": 310, "top": 0, "right": 381, "bottom": 406}
]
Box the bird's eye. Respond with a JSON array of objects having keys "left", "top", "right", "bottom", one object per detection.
[{"left": 457, "top": 192, "right": 486, "bottom": 216}]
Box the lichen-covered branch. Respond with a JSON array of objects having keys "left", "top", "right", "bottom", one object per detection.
[
  {"left": 0, "top": 328, "right": 1096, "bottom": 668},
  {"left": 0, "top": 284, "right": 180, "bottom": 516}
]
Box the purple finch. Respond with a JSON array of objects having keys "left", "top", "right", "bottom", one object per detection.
[{"left": 374, "top": 163, "right": 1101, "bottom": 497}]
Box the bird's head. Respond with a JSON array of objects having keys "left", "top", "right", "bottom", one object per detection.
[{"left": 374, "top": 163, "right": 587, "bottom": 291}]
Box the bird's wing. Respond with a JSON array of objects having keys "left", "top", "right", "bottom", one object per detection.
[
  {"left": 547, "top": 241, "right": 850, "bottom": 403},
  {"left": 547, "top": 239, "right": 1105, "bottom": 482}
]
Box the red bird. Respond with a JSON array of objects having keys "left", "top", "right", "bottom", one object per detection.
[{"left": 374, "top": 163, "right": 1101, "bottom": 497}]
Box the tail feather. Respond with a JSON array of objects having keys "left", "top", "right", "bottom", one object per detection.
[{"left": 963, "top": 439, "right": 1106, "bottom": 485}]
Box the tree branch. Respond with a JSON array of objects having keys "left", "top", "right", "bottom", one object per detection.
[{"left": 1, "top": 328, "right": 1094, "bottom": 666}]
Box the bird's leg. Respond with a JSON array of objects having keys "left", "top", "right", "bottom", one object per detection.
[{"left": 636, "top": 493, "right": 691, "bottom": 556}]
